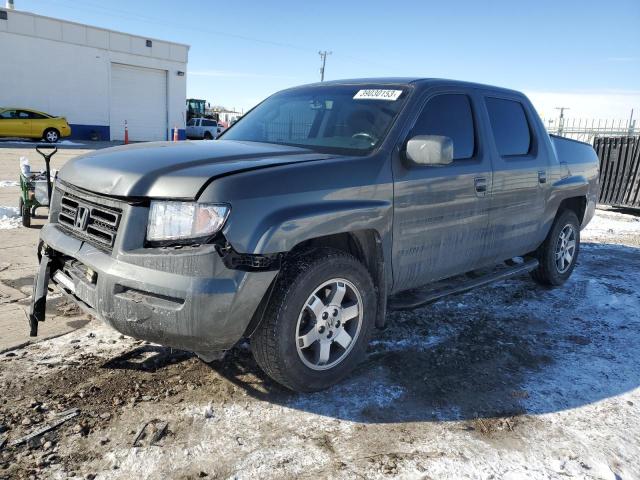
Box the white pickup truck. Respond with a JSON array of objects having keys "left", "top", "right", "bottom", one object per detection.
[{"left": 186, "top": 118, "right": 224, "bottom": 140}]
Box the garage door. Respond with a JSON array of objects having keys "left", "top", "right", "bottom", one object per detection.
[{"left": 110, "top": 64, "right": 167, "bottom": 141}]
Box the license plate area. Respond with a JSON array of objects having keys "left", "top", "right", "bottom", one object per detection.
[{"left": 52, "top": 257, "right": 98, "bottom": 307}]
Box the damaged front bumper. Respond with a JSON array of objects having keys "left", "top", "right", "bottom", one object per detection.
[{"left": 29, "top": 223, "right": 278, "bottom": 357}]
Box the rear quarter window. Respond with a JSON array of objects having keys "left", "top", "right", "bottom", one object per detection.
[{"left": 485, "top": 97, "right": 531, "bottom": 156}]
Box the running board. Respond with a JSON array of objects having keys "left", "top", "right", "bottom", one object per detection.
[{"left": 388, "top": 259, "right": 539, "bottom": 311}]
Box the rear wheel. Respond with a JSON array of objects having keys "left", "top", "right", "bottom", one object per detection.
[
  {"left": 530, "top": 209, "right": 580, "bottom": 286},
  {"left": 19, "top": 197, "right": 30, "bottom": 228},
  {"left": 252, "top": 248, "right": 376, "bottom": 392},
  {"left": 43, "top": 128, "right": 59, "bottom": 143}
]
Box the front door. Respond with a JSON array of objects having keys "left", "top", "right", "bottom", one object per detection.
[
  {"left": 0, "top": 109, "right": 30, "bottom": 137},
  {"left": 28, "top": 111, "right": 51, "bottom": 139},
  {"left": 391, "top": 89, "right": 493, "bottom": 293}
]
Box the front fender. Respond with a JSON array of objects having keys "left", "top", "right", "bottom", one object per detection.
[
  {"left": 198, "top": 154, "right": 395, "bottom": 256},
  {"left": 250, "top": 199, "right": 390, "bottom": 254}
]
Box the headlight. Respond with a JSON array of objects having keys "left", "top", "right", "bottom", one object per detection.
[{"left": 146, "top": 201, "right": 230, "bottom": 242}]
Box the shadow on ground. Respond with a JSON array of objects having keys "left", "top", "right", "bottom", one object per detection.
[{"left": 93, "top": 243, "right": 640, "bottom": 424}]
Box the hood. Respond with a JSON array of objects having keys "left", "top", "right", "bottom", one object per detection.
[{"left": 58, "top": 140, "right": 330, "bottom": 199}]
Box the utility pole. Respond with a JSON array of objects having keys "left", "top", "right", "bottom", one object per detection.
[
  {"left": 318, "top": 50, "right": 332, "bottom": 82},
  {"left": 555, "top": 107, "right": 570, "bottom": 136}
]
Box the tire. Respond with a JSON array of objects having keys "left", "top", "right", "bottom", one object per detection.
[
  {"left": 19, "top": 197, "right": 30, "bottom": 228},
  {"left": 252, "top": 248, "right": 376, "bottom": 392},
  {"left": 530, "top": 209, "right": 580, "bottom": 286},
  {"left": 43, "top": 128, "right": 59, "bottom": 143},
  {"left": 203, "top": 131, "right": 213, "bottom": 140}
]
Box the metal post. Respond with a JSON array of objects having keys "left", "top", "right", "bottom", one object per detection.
[
  {"left": 555, "top": 107, "right": 569, "bottom": 136},
  {"left": 318, "top": 50, "right": 332, "bottom": 82}
]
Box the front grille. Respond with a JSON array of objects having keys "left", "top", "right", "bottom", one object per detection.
[{"left": 57, "top": 190, "right": 122, "bottom": 251}]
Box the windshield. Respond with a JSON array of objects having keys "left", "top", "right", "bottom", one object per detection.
[{"left": 219, "top": 85, "right": 410, "bottom": 154}]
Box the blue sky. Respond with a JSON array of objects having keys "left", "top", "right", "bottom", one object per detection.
[{"left": 17, "top": 0, "right": 640, "bottom": 118}]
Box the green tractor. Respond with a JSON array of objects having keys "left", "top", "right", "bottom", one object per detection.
[{"left": 186, "top": 99, "right": 207, "bottom": 122}]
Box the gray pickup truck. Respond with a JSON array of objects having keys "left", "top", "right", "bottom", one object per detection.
[{"left": 29, "top": 78, "right": 599, "bottom": 392}]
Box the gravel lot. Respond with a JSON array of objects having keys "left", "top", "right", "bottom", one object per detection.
[{"left": 0, "top": 143, "right": 639, "bottom": 479}]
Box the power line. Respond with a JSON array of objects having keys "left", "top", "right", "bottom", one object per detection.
[
  {"left": 318, "top": 50, "right": 332, "bottom": 82},
  {"left": 40, "top": 0, "right": 313, "bottom": 53},
  {"left": 34, "top": 0, "right": 398, "bottom": 73}
]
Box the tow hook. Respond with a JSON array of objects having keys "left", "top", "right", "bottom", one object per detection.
[{"left": 28, "top": 245, "right": 54, "bottom": 337}]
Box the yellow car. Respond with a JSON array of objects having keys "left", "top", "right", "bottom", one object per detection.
[{"left": 0, "top": 107, "right": 71, "bottom": 143}]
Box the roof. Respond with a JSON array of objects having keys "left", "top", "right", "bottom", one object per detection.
[
  {"left": 291, "top": 77, "right": 522, "bottom": 96},
  {"left": 0, "top": 107, "right": 53, "bottom": 116},
  {"left": 0, "top": 7, "right": 189, "bottom": 48}
]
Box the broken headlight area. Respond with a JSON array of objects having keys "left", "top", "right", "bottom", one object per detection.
[
  {"left": 215, "top": 242, "right": 282, "bottom": 272},
  {"left": 146, "top": 201, "right": 230, "bottom": 246}
]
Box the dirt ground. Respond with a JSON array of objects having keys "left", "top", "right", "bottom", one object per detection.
[{"left": 1, "top": 143, "right": 639, "bottom": 479}]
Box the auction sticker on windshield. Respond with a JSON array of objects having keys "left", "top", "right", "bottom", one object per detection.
[{"left": 353, "top": 89, "right": 403, "bottom": 101}]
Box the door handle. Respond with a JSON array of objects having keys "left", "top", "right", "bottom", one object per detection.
[
  {"left": 538, "top": 170, "right": 547, "bottom": 184},
  {"left": 474, "top": 177, "right": 487, "bottom": 195}
]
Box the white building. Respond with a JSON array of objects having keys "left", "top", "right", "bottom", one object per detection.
[
  {"left": 0, "top": 6, "right": 189, "bottom": 141},
  {"left": 207, "top": 107, "right": 243, "bottom": 126}
]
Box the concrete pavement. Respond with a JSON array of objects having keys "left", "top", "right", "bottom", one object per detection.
[{"left": 0, "top": 143, "right": 112, "bottom": 351}]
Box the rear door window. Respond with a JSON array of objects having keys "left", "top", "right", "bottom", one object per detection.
[
  {"left": 411, "top": 94, "right": 475, "bottom": 160},
  {"left": 485, "top": 98, "right": 531, "bottom": 156}
]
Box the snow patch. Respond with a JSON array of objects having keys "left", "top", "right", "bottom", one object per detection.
[
  {"left": 0, "top": 139, "right": 85, "bottom": 145},
  {"left": 0, "top": 206, "right": 20, "bottom": 229},
  {"left": 290, "top": 368, "right": 405, "bottom": 419},
  {"left": 369, "top": 334, "right": 445, "bottom": 352},
  {"left": 583, "top": 209, "right": 640, "bottom": 240}
]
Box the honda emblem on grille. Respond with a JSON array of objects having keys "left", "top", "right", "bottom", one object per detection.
[{"left": 74, "top": 206, "right": 90, "bottom": 230}]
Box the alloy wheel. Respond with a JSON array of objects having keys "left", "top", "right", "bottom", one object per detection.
[
  {"left": 555, "top": 224, "right": 576, "bottom": 273},
  {"left": 295, "top": 278, "right": 363, "bottom": 371}
]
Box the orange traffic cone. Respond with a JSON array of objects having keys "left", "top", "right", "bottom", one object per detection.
[
  {"left": 173, "top": 125, "right": 179, "bottom": 142},
  {"left": 124, "top": 120, "right": 129, "bottom": 145}
]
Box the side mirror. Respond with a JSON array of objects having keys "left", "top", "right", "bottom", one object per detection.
[{"left": 405, "top": 135, "right": 453, "bottom": 166}]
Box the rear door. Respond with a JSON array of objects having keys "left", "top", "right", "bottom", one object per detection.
[
  {"left": 391, "top": 88, "right": 493, "bottom": 292},
  {"left": 481, "top": 94, "right": 549, "bottom": 263}
]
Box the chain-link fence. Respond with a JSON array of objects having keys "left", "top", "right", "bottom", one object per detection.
[{"left": 542, "top": 116, "right": 639, "bottom": 143}]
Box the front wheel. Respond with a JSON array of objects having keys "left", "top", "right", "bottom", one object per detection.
[
  {"left": 530, "top": 209, "right": 580, "bottom": 286},
  {"left": 252, "top": 248, "right": 376, "bottom": 392},
  {"left": 19, "top": 197, "right": 30, "bottom": 228}
]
